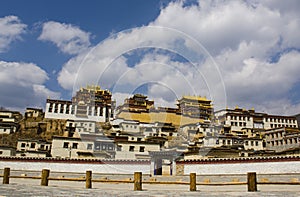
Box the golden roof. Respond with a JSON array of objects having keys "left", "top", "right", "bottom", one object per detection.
[{"left": 181, "top": 95, "right": 210, "bottom": 101}]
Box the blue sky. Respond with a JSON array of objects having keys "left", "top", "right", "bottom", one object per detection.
[
  {"left": 0, "top": 0, "right": 166, "bottom": 95},
  {"left": 1, "top": 0, "right": 300, "bottom": 115}
]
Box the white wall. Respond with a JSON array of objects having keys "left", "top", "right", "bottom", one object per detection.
[
  {"left": 0, "top": 158, "right": 150, "bottom": 174},
  {"left": 183, "top": 160, "right": 300, "bottom": 175},
  {"left": 115, "top": 143, "right": 160, "bottom": 160},
  {"left": 45, "top": 102, "right": 108, "bottom": 122}
]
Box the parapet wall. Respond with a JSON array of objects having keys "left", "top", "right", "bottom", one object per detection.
[
  {"left": 178, "top": 156, "right": 300, "bottom": 175},
  {"left": 1, "top": 156, "right": 300, "bottom": 175},
  {"left": 0, "top": 157, "right": 151, "bottom": 174}
]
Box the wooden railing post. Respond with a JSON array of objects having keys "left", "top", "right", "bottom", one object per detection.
[
  {"left": 41, "top": 169, "right": 50, "bottom": 186},
  {"left": 190, "top": 173, "right": 196, "bottom": 191},
  {"left": 247, "top": 172, "right": 257, "bottom": 192},
  {"left": 3, "top": 168, "right": 10, "bottom": 184},
  {"left": 86, "top": 170, "right": 92, "bottom": 189},
  {"left": 134, "top": 172, "right": 142, "bottom": 191}
]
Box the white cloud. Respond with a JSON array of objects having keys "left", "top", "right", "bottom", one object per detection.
[
  {"left": 56, "top": 0, "right": 300, "bottom": 115},
  {"left": 0, "top": 61, "right": 60, "bottom": 111},
  {"left": 221, "top": 51, "right": 300, "bottom": 109},
  {"left": 58, "top": 26, "right": 223, "bottom": 105},
  {"left": 0, "top": 15, "right": 27, "bottom": 53},
  {"left": 39, "top": 21, "right": 91, "bottom": 55}
]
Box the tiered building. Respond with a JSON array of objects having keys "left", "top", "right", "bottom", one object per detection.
[
  {"left": 116, "top": 94, "right": 154, "bottom": 113},
  {"left": 117, "top": 94, "right": 214, "bottom": 126},
  {"left": 45, "top": 85, "right": 115, "bottom": 122},
  {"left": 177, "top": 96, "right": 213, "bottom": 120}
]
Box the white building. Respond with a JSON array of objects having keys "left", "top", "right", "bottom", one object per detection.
[
  {"left": 215, "top": 108, "right": 298, "bottom": 135},
  {"left": 25, "top": 108, "right": 44, "bottom": 119},
  {"left": 203, "top": 135, "right": 264, "bottom": 151},
  {"left": 51, "top": 135, "right": 116, "bottom": 159},
  {"left": 115, "top": 140, "right": 160, "bottom": 160},
  {"left": 0, "top": 146, "right": 16, "bottom": 156},
  {"left": 265, "top": 127, "right": 300, "bottom": 152},
  {"left": 51, "top": 136, "right": 91, "bottom": 158},
  {"left": 16, "top": 139, "right": 51, "bottom": 157},
  {"left": 0, "top": 110, "right": 22, "bottom": 134},
  {"left": 65, "top": 119, "right": 96, "bottom": 134},
  {"left": 119, "top": 120, "right": 141, "bottom": 133},
  {"left": 45, "top": 99, "right": 111, "bottom": 122}
]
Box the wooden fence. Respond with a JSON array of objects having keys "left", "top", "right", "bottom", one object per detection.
[{"left": 1, "top": 168, "right": 300, "bottom": 192}]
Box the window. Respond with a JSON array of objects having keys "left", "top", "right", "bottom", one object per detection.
[
  {"left": 129, "top": 146, "right": 135, "bottom": 152},
  {"left": 216, "top": 139, "right": 219, "bottom": 144},
  {"left": 72, "top": 143, "right": 78, "bottom": 149},
  {"left": 30, "top": 143, "right": 36, "bottom": 149},
  {"left": 245, "top": 141, "right": 249, "bottom": 146},
  {"left": 60, "top": 105, "right": 64, "bottom": 113},
  {"left": 108, "top": 145, "right": 113, "bottom": 150},
  {"left": 63, "top": 142, "right": 69, "bottom": 148},
  {"left": 21, "top": 143, "right": 26, "bottom": 148},
  {"left": 227, "top": 140, "right": 231, "bottom": 145},
  {"left": 40, "top": 144, "right": 45, "bottom": 150},
  {"left": 255, "top": 141, "right": 259, "bottom": 146},
  {"left": 139, "top": 146, "right": 145, "bottom": 152},
  {"left": 87, "top": 144, "right": 93, "bottom": 150},
  {"left": 54, "top": 104, "right": 58, "bottom": 113},
  {"left": 137, "top": 138, "right": 142, "bottom": 142},
  {"left": 100, "top": 107, "right": 103, "bottom": 116},
  {"left": 117, "top": 145, "right": 122, "bottom": 151},
  {"left": 0, "top": 151, "right": 3, "bottom": 155},
  {"left": 66, "top": 105, "right": 70, "bottom": 114}
]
